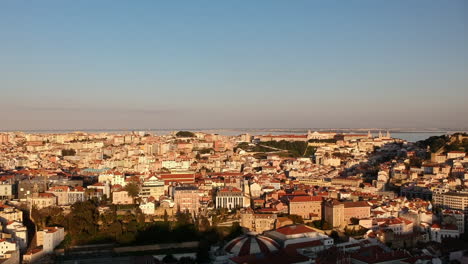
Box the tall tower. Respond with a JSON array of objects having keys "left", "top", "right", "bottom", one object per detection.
[
  {"left": 367, "top": 130, "right": 372, "bottom": 138},
  {"left": 386, "top": 131, "right": 391, "bottom": 138},
  {"left": 378, "top": 131, "right": 383, "bottom": 138}
]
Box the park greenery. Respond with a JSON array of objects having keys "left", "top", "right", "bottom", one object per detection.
[
  {"left": 286, "top": 214, "right": 304, "bottom": 224},
  {"left": 308, "top": 219, "right": 332, "bottom": 230},
  {"left": 197, "top": 148, "right": 214, "bottom": 154},
  {"left": 123, "top": 182, "right": 140, "bottom": 203},
  {"left": 236, "top": 141, "right": 316, "bottom": 158},
  {"left": 235, "top": 142, "right": 273, "bottom": 153},
  {"left": 417, "top": 133, "right": 468, "bottom": 153},
  {"left": 176, "top": 131, "right": 196, "bottom": 137},
  {"left": 261, "top": 141, "right": 308, "bottom": 157},
  {"left": 308, "top": 138, "right": 337, "bottom": 143},
  {"left": 304, "top": 146, "right": 317, "bottom": 157},
  {"left": 417, "top": 135, "right": 450, "bottom": 153},
  {"left": 31, "top": 200, "right": 242, "bottom": 262},
  {"left": 344, "top": 226, "right": 368, "bottom": 237},
  {"left": 61, "top": 149, "right": 76, "bottom": 156}
]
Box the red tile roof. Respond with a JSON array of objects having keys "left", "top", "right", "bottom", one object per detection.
[
  {"left": 274, "top": 224, "right": 316, "bottom": 236},
  {"left": 38, "top": 193, "right": 55, "bottom": 198},
  {"left": 289, "top": 196, "right": 322, "bottom": 203}
]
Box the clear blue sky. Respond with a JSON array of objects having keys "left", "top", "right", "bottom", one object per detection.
[{"left": 1, "top": 0, "right": 467, "bottom": 130}]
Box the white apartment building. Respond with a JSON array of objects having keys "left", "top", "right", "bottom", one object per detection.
[
  {"left": 433, "top": 191, "right": 468, "bottom": 214},
  {"left": 139, "top": 201, "right": 155, "bottom": 215},
  {"left": 429, "top": 223, "right": 460, "bottom": 242},
  {"left": 0, "top": 205, "right": 23, "bottom": 224},
  {"left": 4, "top": 221, "right": 27, "bottom": 250},
  {"left": 37, "top": 227, "right": 65, "bottom": 253},
  {"left": 0, "top": 239, "right": 16, "bottom": 258}
]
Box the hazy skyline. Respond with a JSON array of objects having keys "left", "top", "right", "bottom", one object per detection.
[{"left": 1, "top": 1, "right": 467, "bottom": 130}]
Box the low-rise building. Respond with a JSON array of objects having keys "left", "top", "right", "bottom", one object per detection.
[
  {"left": 173, "top": 185, "right": 200, "bottom": 215},
  {"left": 4, "top": 221, "right": 27, "bottom": 250},
  {"left": 0, "top": 184, "right": 13, "bottom": 200},
  {"left": 139, "top": 201, "right": 155, "bottom": 215},
  {"left": 36, "top": 227, "right": 65, "bottom": 253},
  {"left": 324, "top": 200, "right": 370, "bottom": 228},
  {"left": 240, "top": 210, "right": 277, "bottom": 233},
  {"left": 27, "top": 193, "right": 57, "bottom": 209},
  {"left": 140, "top": 176, "right": 164, "bottom": 199},
  {"left": 429, "top": 223, "right": 460, "bottom": 242},
  {"left": 375, "top": 217, "right": 414, "bottom": 235},
  {"left": 68, "top": 187, "right": 86, "bottom": 204},
  {"left": 46, "top": 186, "right": 70, "bottom": 205},
  {"left": 442, "top": 209, "right": 465, "bottom": 234},
  {"left": 264, "top": 224, "right": 334, "bottom": 248},
  {"left": 0, "top": 205, "right": 22, "bottom": 224},
  {"left": 112, "top": 188, "right": 133, "bottom": 205},
  {"left": 288, "top": 196, "right": 322, "bottom": 220},
  {"left": 215, "top": 187, "right": 245, "bottom": 210},
  {"left": 0, "top": 239, "right": 16, "bottom": 258}
]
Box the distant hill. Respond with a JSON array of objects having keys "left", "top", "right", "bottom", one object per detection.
[{"left": 416, "top": 133, "right": 468, "bottom": 153}]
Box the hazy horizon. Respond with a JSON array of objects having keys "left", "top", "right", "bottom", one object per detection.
[
  {"left": 1, "top": 127, "right": 466, "bottom": 133},
  {"left": 1, "top": 1, "right": 467, "bottom": 130}
]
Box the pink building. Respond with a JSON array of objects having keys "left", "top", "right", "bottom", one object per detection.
[
  {"left": 288, "top": 196, "right": 322, "bottom": 220},
  {"left": 46, "top": 186, "right": 70, "bottom": 205},
  {"left": 112, "top": 186, "right": 133, "bottom": 204},
  {"left": 173, "top": 185, "right": 200, "bottom": 214},
  {"left": 324, "top": 199, "right": 370, "bottom": 227},
  {"left": 343, "top": 201, "right": 371, "bottom": 223}
]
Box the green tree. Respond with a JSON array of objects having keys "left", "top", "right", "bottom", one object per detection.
[
  {"left": 225, "top": 222, "right": 243, "bottom": 241},
  {"left": 287, "top": 214, "right": 304, "bottom": 224},
  {"left": 176, "top": 211, "right": 192, "bottom": 226},
  {"left": 322, "top": 221, "right": 332, "bottom": 230},
  {"left": 60, "top": 234, "right": 72, "bottom": 249},
  {"left": 163, "top": 209, "right": 169, "bottom": 222},
  {"left": 408, "top": 157, "right": 422, "bottom": 167},
  {"left": 330, "top": 230, "right": 340, "bottom": 243},
  {"left": 304, "top": 146, "right": 317, "bottom": 157},
  {"left": 124, "top": 182, "right": 140, "bottom": 203},
  {"left": 108, "top": 221, "right": 122, "bottom": 240},
  {"left": 61, "top": 149, "right": 76, "bottom": 156},
  {"left": 350, "top": 217, "right": 360, "bottom": 225},
  {"left": 135, "top": 207, "right": 146, "bottom": 227},
  {"left": 199, "top": 216, "right": 211, "bottom": 231},
  {"left": 198, "top": 148, "right": 213, "bottom": 154},
  {"left": 66, "top": 200, "right": 99, "bottom": 239},
  {"left": 176, "top": 131, "right": 195, "bottom": 137},
  {"left": 310, "top": 219, "right": 332, "bottom": 230},
  {"left": 31, "top": 205, "right": 45, "bottom": 230}
]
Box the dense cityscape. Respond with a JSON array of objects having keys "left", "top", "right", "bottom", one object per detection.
[
  {"left": 0, "top": 130, "right": 467, "bottom": 263},
  {"left": 2, "top": 0, "right": 467, "bottom": 263}
]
